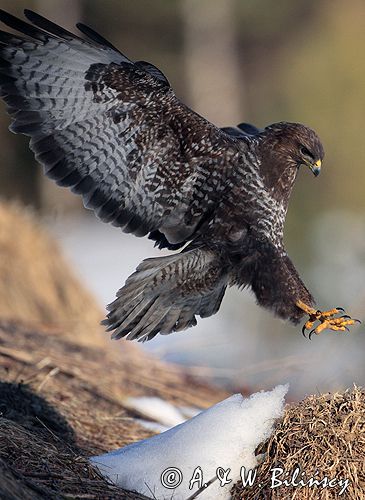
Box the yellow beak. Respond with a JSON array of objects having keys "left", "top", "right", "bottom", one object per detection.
[{"left": 310, "top": 159, "right": 321, "bottom": 177}]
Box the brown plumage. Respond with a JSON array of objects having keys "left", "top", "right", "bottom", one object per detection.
[{"left": 0, "top": 10, "right": 358, "bottom": 342}]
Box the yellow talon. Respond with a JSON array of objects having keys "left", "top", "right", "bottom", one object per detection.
[
  {"left": 304, "top": 319, "right": 315, "bottom": 331},
  {"left": 296, "top": 300, "right": 359, "bottom": 339},
  {"left": 320, "top": 308, "right": 341, "bottom": 318},
  {"left": 296, "top": 300, "right": 317, "bottom": 316}
]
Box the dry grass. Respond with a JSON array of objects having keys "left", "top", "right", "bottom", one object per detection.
[
  {"left": 0, "top": 319, "right": 227, "bottom": 499},
  {"left": 0, "top": 201, "right": 104, "bottom": 346},
  {"left": 232, "top": 387, "right": 365, "bottom": 499}
]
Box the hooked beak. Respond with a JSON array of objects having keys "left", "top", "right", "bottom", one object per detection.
[{"left": 309, "top": 159, "right": 321, "bottom": 177}]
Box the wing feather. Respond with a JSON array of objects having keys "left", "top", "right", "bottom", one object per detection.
[{"left": 0, "top": 10, "right": 237, "bottom": 243}]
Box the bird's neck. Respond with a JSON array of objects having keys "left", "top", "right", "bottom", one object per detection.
[
  {"left": 264, "top": 165, "right": 298, "bottom": 210},
  {"left": 256, "top": 137, "right": 299, "bottom": 209}
]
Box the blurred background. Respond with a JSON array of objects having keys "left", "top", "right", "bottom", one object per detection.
[{"left": 0, "top": 0, "right": 364, "bottom": 400}]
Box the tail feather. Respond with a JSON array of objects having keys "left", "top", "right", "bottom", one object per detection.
[
  {"left": 103, "top": 247, "right": 228, "bottom": 341},
  {"left": 159, "top": 308, "right": 182, "bottom": 334},
  {"left": 126, "top": 301, "right": 172, "bottom": 342},
  {"left": 105, "top": 296, "right": 155, "bottom": 335}
]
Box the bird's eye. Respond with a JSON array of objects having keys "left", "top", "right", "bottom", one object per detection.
[{"left": 300, "top": 146, "right": 314, "bottom": 159}]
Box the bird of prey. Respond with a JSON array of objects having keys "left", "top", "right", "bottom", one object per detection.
[{"left": 0, "top": 10, "right": 358, "bottom": 342}]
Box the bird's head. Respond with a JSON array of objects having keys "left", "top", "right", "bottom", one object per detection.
[
  {"left": 291, "top": 123, "right": 324, "bottom": 176},
  {"left": 253, "top": 122, "right": 324, "bottom": 204},
  {"left": 262, "top": 122, "right": 324, "bottom": 177}
]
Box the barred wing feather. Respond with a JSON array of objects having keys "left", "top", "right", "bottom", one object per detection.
[{"left": 0, "top": 9, "right": 232, "bottom": 242}]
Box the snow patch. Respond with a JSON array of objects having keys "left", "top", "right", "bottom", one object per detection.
[
  {"left": 136, "top": 419, "right": 169, "bottom": 434},
  {"left": 91, "top": 384, "right": 288, "bottom": 499},
  {"left": 124, "top": 396, "right": 188, "bottom": 427}
]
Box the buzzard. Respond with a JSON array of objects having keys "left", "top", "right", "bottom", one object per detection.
[{"left": 0, "top": 10, "right": 358, "bottom": 342}]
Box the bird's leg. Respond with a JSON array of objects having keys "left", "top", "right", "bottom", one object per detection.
[{"left": 296, "top": 300, "right": 360, "bottom": 339}]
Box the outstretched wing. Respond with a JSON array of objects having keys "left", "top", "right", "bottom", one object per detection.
[{"left": 0, "top": 9, "right": 235, "bottom": 243}]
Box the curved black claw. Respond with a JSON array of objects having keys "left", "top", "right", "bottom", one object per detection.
[
  {"left": 340, "top": 315, "right": 351, "bottom": 320},
  {"left": 302, "top": 325, "right": 307, "bottom": 338},
  {"left": 345, "top": 326, "right": 350, "bottom": 332},
  {"left": 354, "top": 319, "right": 362, "bottom": 324},
  {"left": 336, "top": 307, "right": 346, "bottom": 313},
  {"left": 309, "top": 328, "right": 316, "bottom": 340}
]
